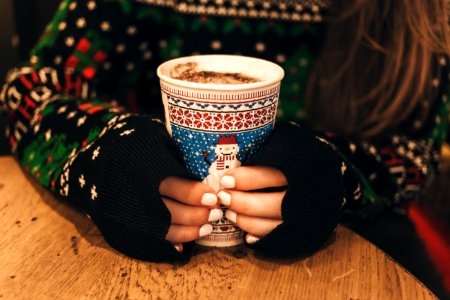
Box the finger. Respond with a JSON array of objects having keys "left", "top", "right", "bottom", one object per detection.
[
  {"left": 225, "top": 210, "right": 282, "bottom": 237},
  {"left": 217, "top": 190, "right": 285, "bottom": 219},
  {"left": 166, "top": 224, "right": 213, "bottom": 244},
  {"left": 162, "top": 197, "right": 223, "bottom": 226},
  {"left": 221, "top": 166, "right": 287, "bottom": 191},
  {"left": 159, "top": 177, "right": 218, "bottom": 206},
  {"left": 245, "top": 234, "right": 261, "bottom": 245},
  {"left": 173, "top": 243, "right": 183, "bottom": 253}
]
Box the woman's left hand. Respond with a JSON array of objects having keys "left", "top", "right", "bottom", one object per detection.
[{"left": 217, "top": 166, "right": 288, "bottom": 244}]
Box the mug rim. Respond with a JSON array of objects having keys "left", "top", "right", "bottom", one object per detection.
[{"left": 156, "top": 54, "right": 285, "bottom": 91}]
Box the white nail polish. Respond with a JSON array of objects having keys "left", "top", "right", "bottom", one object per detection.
[
  {"left": 246, "top": 235, "right": 260, "bottom": 244},
  {"left": 217, "top": 191, "right": 231, "bottom": 206},
  {"left": 173, "top": 244, "right": 183, "bottom": 253},
  {"left": 199, "top": 224, "right": 213, "bottom": 237},
  {"left": 221, "top": 176, "right": 235, "bottom": 189},
  {"left": 208, "top": 208, "right": 223, "bottom": 222},
  {"left": 201, "top": 193, "right": 217, "bottom": 206},
  {"left": 225, "top": 210, "right": 237, "bottom": 223}
]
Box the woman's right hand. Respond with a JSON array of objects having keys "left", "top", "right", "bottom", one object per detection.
[{"left": 159, "top": 177, "right": 223, "bottom": 250}]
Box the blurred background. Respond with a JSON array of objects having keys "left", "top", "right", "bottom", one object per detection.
[
  {"left": 0, "top": 1, "right": 448, "bottom": 298},
  {"left": 0, "top": 0, "right": 60, "bottom": 155}
]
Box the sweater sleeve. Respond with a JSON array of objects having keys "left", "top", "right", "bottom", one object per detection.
[
  {"left": 0, "top": 0, "right": 193, "bottom": 261},
  {"left": 323, "top": 55, "right": 450, "bottom": 222}
]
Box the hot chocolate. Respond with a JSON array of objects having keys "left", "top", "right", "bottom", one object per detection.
[{"left": 170, "top": 62, "right": 260, "bottom": 84}]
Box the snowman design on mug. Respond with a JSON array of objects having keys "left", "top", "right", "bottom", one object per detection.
[{"left": 202, "top": 135, "right": 242, "bottom": 191}]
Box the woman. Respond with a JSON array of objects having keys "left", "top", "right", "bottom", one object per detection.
[{"left": 1, "top": 0, "right": 448, "bottom": 261}]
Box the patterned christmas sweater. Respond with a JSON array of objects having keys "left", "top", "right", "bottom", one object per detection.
[{"left": 1, "top": 0, "right": 449, "bottom": 261}]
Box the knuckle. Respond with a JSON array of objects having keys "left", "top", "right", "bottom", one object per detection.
[
  {"left": 188, "top": 208, "right": 209, "bottom": 225},
  {"left": 186, "top": 182, "right": 209, "bottom": 204},
  {"left": 231, "top": 191, "right": 251, "bottom": 214},
  {"left": 239, "top": 167, "right": 253, "bottom": 182},
  {"left": 275, "top": 170, "right": 288, "bottom": 185},
  {"left": 165, "top": 226, "right": 176, "bottom": 241},
  {"left": 180, "top": 227, "right": 198, "bottom": 242},
  {"left": 235, "top": 217, "right": 251, "bottom": 233},
  {"left": 158, "top": 177, "right": 170, "bottom": 193},
  {"left": 231, "top": 192, "right": 252, "bottom": 215}
]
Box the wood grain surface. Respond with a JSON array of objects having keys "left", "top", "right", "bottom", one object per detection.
[{"left": 0, "top": 156, "right": 437, "bottom": 300}]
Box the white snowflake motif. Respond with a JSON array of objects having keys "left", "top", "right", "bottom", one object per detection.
[
  {"left": 33, "top": 123, "right": 40, "bottom": 134},
  {"left": 45, "top": 129, "right": 52, "bottom": 141},
  {"left": 116, "top": 44, "right": 126, "bottom": 53},
  {"left": 288, "top": 121, "right": 301, "bottom": 127},
  {"left": 127, "top": 26, "right": 137, "bottom": 35},
  {"left": 65, "top": 36, "right": 75, "bottom": 47},
  {"left": 114, "top": 122, "right": 126, "bottom": 129},
  {"left": 79, "top": 174, "right": 86, "bottom": 188},
  {"left": 120, "top": 129, "right": 135, "bottom": 136},
  {"left": 64, "top": 167, "right": 69, "bottom": 179},
  {"left": 66, "top": 111, "right": 77, "bottom": 119},
  {"left": 107, "top": 115, "right": 119, "bottom": 126},
  {"left": 91, "top": 185, "right": 98, "bottom": 200},
  {"left": 77, "top": 116, "right": 87, "bottom": 127},
  {"left": 353, "top": 184, "right": 362, "bottom": 200},
  {"left": 92, "top": 146, "right": 100, "bottom": 160},
  {"left": 61, "top": 185, "right": 69, "bottom": 197},
  {"left": 76, "top": 17, "right": 86, "bottom": 28},
  {"left": 87, "top": 0, "right": 96, "bottom": 10},
  {"left": 341, "top": 162, "right": 347, "bottom": 175},
  {"left": 118, "top": 113, "right": 131, "bottom": 121},
  {"left": 316, "top": 136, "right": 331, "bottom": 146},
  {"left": 68, "top": 1, "right": 77, "bottom": 10},
  {"left": 68, "top": 148, "right": 77, "bottom": 159},
  {"left": 100, "top": 21, "right": 111, "bottom": 31}
]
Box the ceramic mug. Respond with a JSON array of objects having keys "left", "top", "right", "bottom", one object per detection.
[{"left": 157, "top": 55, "right": 284, "bottom": 247}]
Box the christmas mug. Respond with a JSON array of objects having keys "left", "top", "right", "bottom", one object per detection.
[{"left": 157, "top": 55, "right": 284, "bottom": 247}]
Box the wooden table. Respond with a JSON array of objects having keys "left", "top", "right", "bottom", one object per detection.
[{"left": 0, "top": 156, "right": 437, "bottom": 299}]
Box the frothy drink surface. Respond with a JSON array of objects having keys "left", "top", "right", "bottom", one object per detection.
[{"left": 170, "top": 62, "right": 260, "bottom": 84}]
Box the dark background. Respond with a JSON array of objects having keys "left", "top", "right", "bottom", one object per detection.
[{"left": 0, "top": 1, "right": 448, "bottom": 298}]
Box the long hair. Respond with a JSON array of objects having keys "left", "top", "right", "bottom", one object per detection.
[{"left": 305, "top": 0, "right": 450, "bottom": 140}]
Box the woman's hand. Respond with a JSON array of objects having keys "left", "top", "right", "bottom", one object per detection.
[
  {"left": 217, "top": 166, "right": 288, "bottom": 244},
  {"left": 159, "top": 177, "right": 224, "bottom": 251}
]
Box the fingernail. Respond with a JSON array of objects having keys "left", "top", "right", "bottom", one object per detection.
[
  {"left": 246, "top": 235, "right": 260, "bottom": 244},
  {"left": 199, "top": 224, "right": 213, "bottom": 237},
  {"left": 221, "top": 176, "right": 235, "bottom": 189},
  {"left": 225, "top": 209, "right": 237, "bottom": 223},
  {"left": 208, "top": 208, "right": 223, "bottom": 222},
  {"left": 173, "top": 243, "right": 183, "bottom": 253},
  {"left": 217, "top": 191, "right": 231, "bottom": 206},
  {"left": 201, "top": 193, "right": 217, "bottom": 206}
]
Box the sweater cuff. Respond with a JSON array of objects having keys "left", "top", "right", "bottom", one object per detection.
[{"left": 244, "top": 121, "right": 345, "bottom": 257}]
